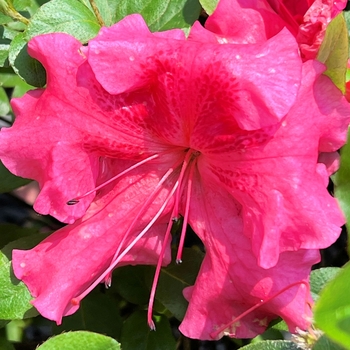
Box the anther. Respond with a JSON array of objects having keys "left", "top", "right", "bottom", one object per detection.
[{"left": 67, "top": 199, "right": 79, "bottom": 205}]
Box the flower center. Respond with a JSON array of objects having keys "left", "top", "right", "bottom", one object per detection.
[{"left": 67, "top": 147, "right": 200, "bottom": 329}]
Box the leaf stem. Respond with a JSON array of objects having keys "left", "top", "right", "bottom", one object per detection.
[
  {"left": 88, "top": 0, "right": 105, "bottom": 27},
  {"left": 0, "top": 1, "right": 29, "bottom": 25}
]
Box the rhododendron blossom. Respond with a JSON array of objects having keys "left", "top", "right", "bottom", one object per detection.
[
  {"left": 196, "top": 0, "right": 347, "bottom": 60},
  {"left": 0, "top": 13, "right": 349, "bottom": 340}
]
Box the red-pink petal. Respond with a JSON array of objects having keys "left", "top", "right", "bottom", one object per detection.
[
  {"left": 0, "top": 34, "right": 100, "bottom": 223},
  {"left": 12, "top": 159, "right": 178, "bottom": 323},
  {"left": 179, "top": 174, "right": 317, "bottom": 339},
  {"left": 204, "top": 0, "right": 285, "bottom": 43},
  {"left": 200, "top": 60, "right": 348, "bottom": 268}
]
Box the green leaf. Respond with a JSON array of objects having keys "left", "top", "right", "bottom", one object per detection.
[
  {"left": 0, "top": 44, "right": 9, "bottom": 67},
  {"left": 0, "top": 224, "right": 39, "bottom": 250},
  {"left": 26, "top": 0, "right": 100, "bottom": 43},
  {"left": 112, "top": 265, "right": 152, "bottom": 305},
  {"left": 334, "top": 131, "right": 350, "bottom": 253},
  {"left": 37, "top": 331, "right": 121, "bottom": 350},
  {"left": 314, "top": 262, "right": 350, "bottom": 348},
  {"left": 1, "top": 232, "right": 49, "bottom": 259},
  {"left": 0, "top": 86, "right": 10, "bottom": 115},
  {"left": 147, "top": 247, "right": 203, "bottom": 320},
  {"left": 121, "top": 310, "right": 176, "bottom": 350},
  {"left": 0, "top": 250, "right": 35, "bottom": 320},
  {"left": 111, "top": 0, "right": 201, "bottom": 32},
  {"left": 270, "top": 319, "right": 288, "bottom": 332},
  {"left": 199, "top": 0, "right": 218, "bottom": 15},
  {"left": 0, "top": 234, "right": 49, "bottom": 321},
  {"left": 240, "top": 340, "right": 299, "bottom": 350},
  {"left": 0, "top": 330, "right": 15, "bottom": 350},
  {"left": 310, "top": 267, "right": 340, "bottom": 299},
  {"left": 8, "top": 32, "right": 46, "bottom": 87},
  {"left": 53, "top": 288, "right": 122, "bottom": 340},
  {"left": 0, "top": 67, "right": 28, "bottom": 87},
  {"left": 343, "top": 11, "right": 350, "bottom": 57},
  {"left": 79, "top": 0, "right": 118, "bottom": 27},
  {"left": 0, "top": 160, "right": 31, "bottom": 193},
  {"left": 313, "top": 334, "right": 346, "bottom": 350},
  {"left": 8, "top": 0, "right": 101, "bottom": 86},
  {"left": 317, "top": 13, "right": 348, "bottom": 93}
]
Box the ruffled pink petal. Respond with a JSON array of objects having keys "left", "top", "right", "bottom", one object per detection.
[
  {"left": 179, "top": 173, "right": 318, "bottom": 339},
  {"left": 0, "top": 34, "right": 100, "bottom": 223},
  {"left": 199, "top": 60, "right": 348, "bottom": 268},
  {"left": 318, "top": 152, "right": 340, "bottom": 176},
  {"left": 12, "top": 159, "right": 178, "bottom": 323},
  {"left": 204, "top": 0, "right": 285, "bottom": 43},
  {"left": 86, "top": 14, "right": 186, "bottom": 95},
  {"left": 89, "top": 22, "right": 302, "bottom": 136},
  {"left": 1, "top": 31, "right": 176, "bottom": 222}
]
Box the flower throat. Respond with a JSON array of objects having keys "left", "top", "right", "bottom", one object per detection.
[{"left": 67, "top": 147, "right": 199, "bottom": 329}]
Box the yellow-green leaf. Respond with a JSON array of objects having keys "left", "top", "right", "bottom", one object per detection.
[{"left": 317, "top": 13, "right": 349, "bottom": 93}]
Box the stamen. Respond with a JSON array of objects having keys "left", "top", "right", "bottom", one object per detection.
[
  {"left": 210, "top": 281, "right": 311, "bottom": 339},
  {"left": 172, "top": 150, "right": 195, "bottom": 219},
  {"left": 176, "top": 160, "right": 196, "bottom": 264},
  {"left": 66, "top": 153, "right": 161, "bottom": 205},
  {"left": 147, "top": 207, "right": 176, "bottom": 330},
  {"left": 108, "top": 157, "right": 184, "bottom": 268},
  {"left": 70, "top": 180, "right": 179, "bottom": 304}
]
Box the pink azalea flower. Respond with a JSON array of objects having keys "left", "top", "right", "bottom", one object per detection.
[
  {"left": 1, "top": 14, "right": 349, "bottom": 339},
  {"left": 196, "top": 0, "right": 347, "bottom": 60}
]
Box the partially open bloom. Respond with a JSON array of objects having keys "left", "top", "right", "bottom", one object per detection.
[
  {"left": 195, "top": 0, "right": 347, "bottom": 60},
  {"left": 0, "top": 13, "right": 349, "bottom": 339}
]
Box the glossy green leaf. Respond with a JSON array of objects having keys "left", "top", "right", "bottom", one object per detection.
[
  {"left": 8, "top": 32, "right": 46, "bottom": 87},
  {"left": 8, "top": 0, "right": 101, "bottom": 86},
  {"left": 314, "top": 263, "right": 350, "bottom": 348},
  {"left": 121, "top": 311, "right": 176, "bottom": 350},
  {"left": 240, "top": 340, "right": 299, "bottom": 350},
  {"left": 53, "top": 288, "right": 122, "bottom": 340},
  {"left": 0, "top": 160, "right": 31, "bottom": 193},
  {"left": 26, "top": 0, "right": 100, "bottom": 43},
  {"left": 110, "top": 0, "right": 201, "bottom": 32},
  {"left": 37, "top": 331, "right": 120, "bottom": 350},
  {"left": 317, "top": 13, "right": 348, "bottom": 93},
  {"left": 0, "top": 250, "right": 35, "bottom": 320},
  {"left": 199, "top": 0, "right": 218, "bottom": 15}
]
